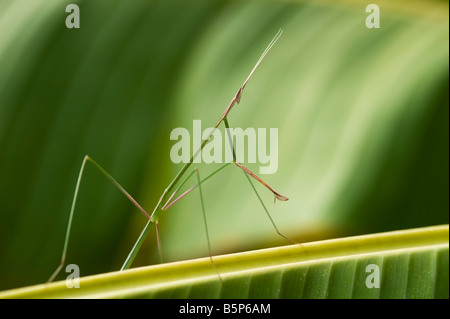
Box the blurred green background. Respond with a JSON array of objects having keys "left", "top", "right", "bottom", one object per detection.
[{"left": 0, "top": 0, "right": 448, "bottom": 291}]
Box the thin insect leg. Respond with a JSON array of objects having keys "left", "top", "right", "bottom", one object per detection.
[
  {"left": 88, "top": 156, "right": 153, "bottom": 220},
  {"left": 48, "top": 155, "right": 153, "bottom": 282},
  {"left": 223, "top": 117, "right": 287, "bottom": 201},
  {"left": 150, "top": 164, "right": 231, "bottom": 267},
  {"left": 121, "top": 180, "right": 170, "bottom": 270},
  {"left": 234, "top": 162, "right": 288, "bottom": 202},
  {"left": 155, "top": 220, "right": 163, "bottom": 263},
  {"left": 242, "top": 172, "right": 300, "bottom": 245},
  {"left": 153, "top": 164, "right": 230, "bottom": 267},
  {"left": 162, "top": 170, "right": 196, "bottom": 210},
  {"left": 153, "top": 163, "right": 230, "bottom": 268},
  {"left": 162, "top": 163, "right": 230, "bottom": 211},
  {"left": 223, "top": 118, "right": 299, "bottom": 245},
  {"left": 223, "top": 117, "right": 236, "bottom": 162},
  {"left": 121, "top": 218, "right": 151, "bottom": 270},
  {"left": 47, "top": 156, "right": 87, "bottom": 283},
  {"left": 195, "top": 168, "right": 223, "bottom": 282}
]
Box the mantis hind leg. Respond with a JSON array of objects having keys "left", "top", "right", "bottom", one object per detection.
[
  {"left": 195, "top": 168, "right": 223, "bottom": 282},
  {"left": 48, "top": 155, "right": 153, "bottom": 282}
]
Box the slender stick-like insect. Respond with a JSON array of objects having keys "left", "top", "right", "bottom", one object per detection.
[{"left": 48, "top": 29, "right": 297, "bottom": 283}]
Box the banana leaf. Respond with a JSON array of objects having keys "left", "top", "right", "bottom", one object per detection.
[{"left": 0, "top": 225, "right": 447, "bottom": 298}]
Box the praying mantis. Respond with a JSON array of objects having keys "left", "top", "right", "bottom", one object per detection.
[{"left": 48, "top": 29, "right": 297, "bottom": 283}]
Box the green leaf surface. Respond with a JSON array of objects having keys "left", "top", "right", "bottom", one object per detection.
[{"left": 0, "top": 225, "right": 447, "bottom": 299}]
